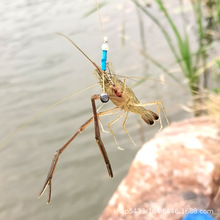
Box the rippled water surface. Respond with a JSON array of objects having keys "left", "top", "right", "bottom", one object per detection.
[{"left": 0, "top": 1, "right": 197, "bottom": 219}]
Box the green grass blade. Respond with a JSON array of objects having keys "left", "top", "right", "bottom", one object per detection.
[{"left": 131, "top": 0, "right": 183, "bottom": 75}]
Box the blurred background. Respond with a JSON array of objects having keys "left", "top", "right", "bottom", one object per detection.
[{"left": 0, "top": 0, "right": 219, "bottom": 219}]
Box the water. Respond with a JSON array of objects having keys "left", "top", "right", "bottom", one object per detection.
[{"left": 0, "top": 1, "right": 193, "bottom": 220}]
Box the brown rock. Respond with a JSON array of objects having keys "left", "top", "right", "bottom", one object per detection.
[{"left": 99, "top": 117, "right": 220, "bottom": 220}]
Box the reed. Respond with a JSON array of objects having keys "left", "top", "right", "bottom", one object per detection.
[{"left": 132, "top": 0, "right": 220, "bottom": 115}]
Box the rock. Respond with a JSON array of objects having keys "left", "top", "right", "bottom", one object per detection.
[{"left": 99, "top": 117, "right": 220, "bottom": 220}]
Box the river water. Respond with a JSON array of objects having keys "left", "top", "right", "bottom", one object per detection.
[{"left": 0, "top": 1, "right": 196, "bottom": 219}]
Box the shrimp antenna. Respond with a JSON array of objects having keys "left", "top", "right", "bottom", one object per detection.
[
  {"left": 0, "top": 83, "right": 98, "bottom": 148},
  {"left": 56, "top": 33, "right": 100, "bottom": 71}
]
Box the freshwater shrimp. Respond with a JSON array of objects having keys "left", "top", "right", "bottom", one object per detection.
[{"left": 38, "top": 33, "right": 169, "bottom": 203}]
